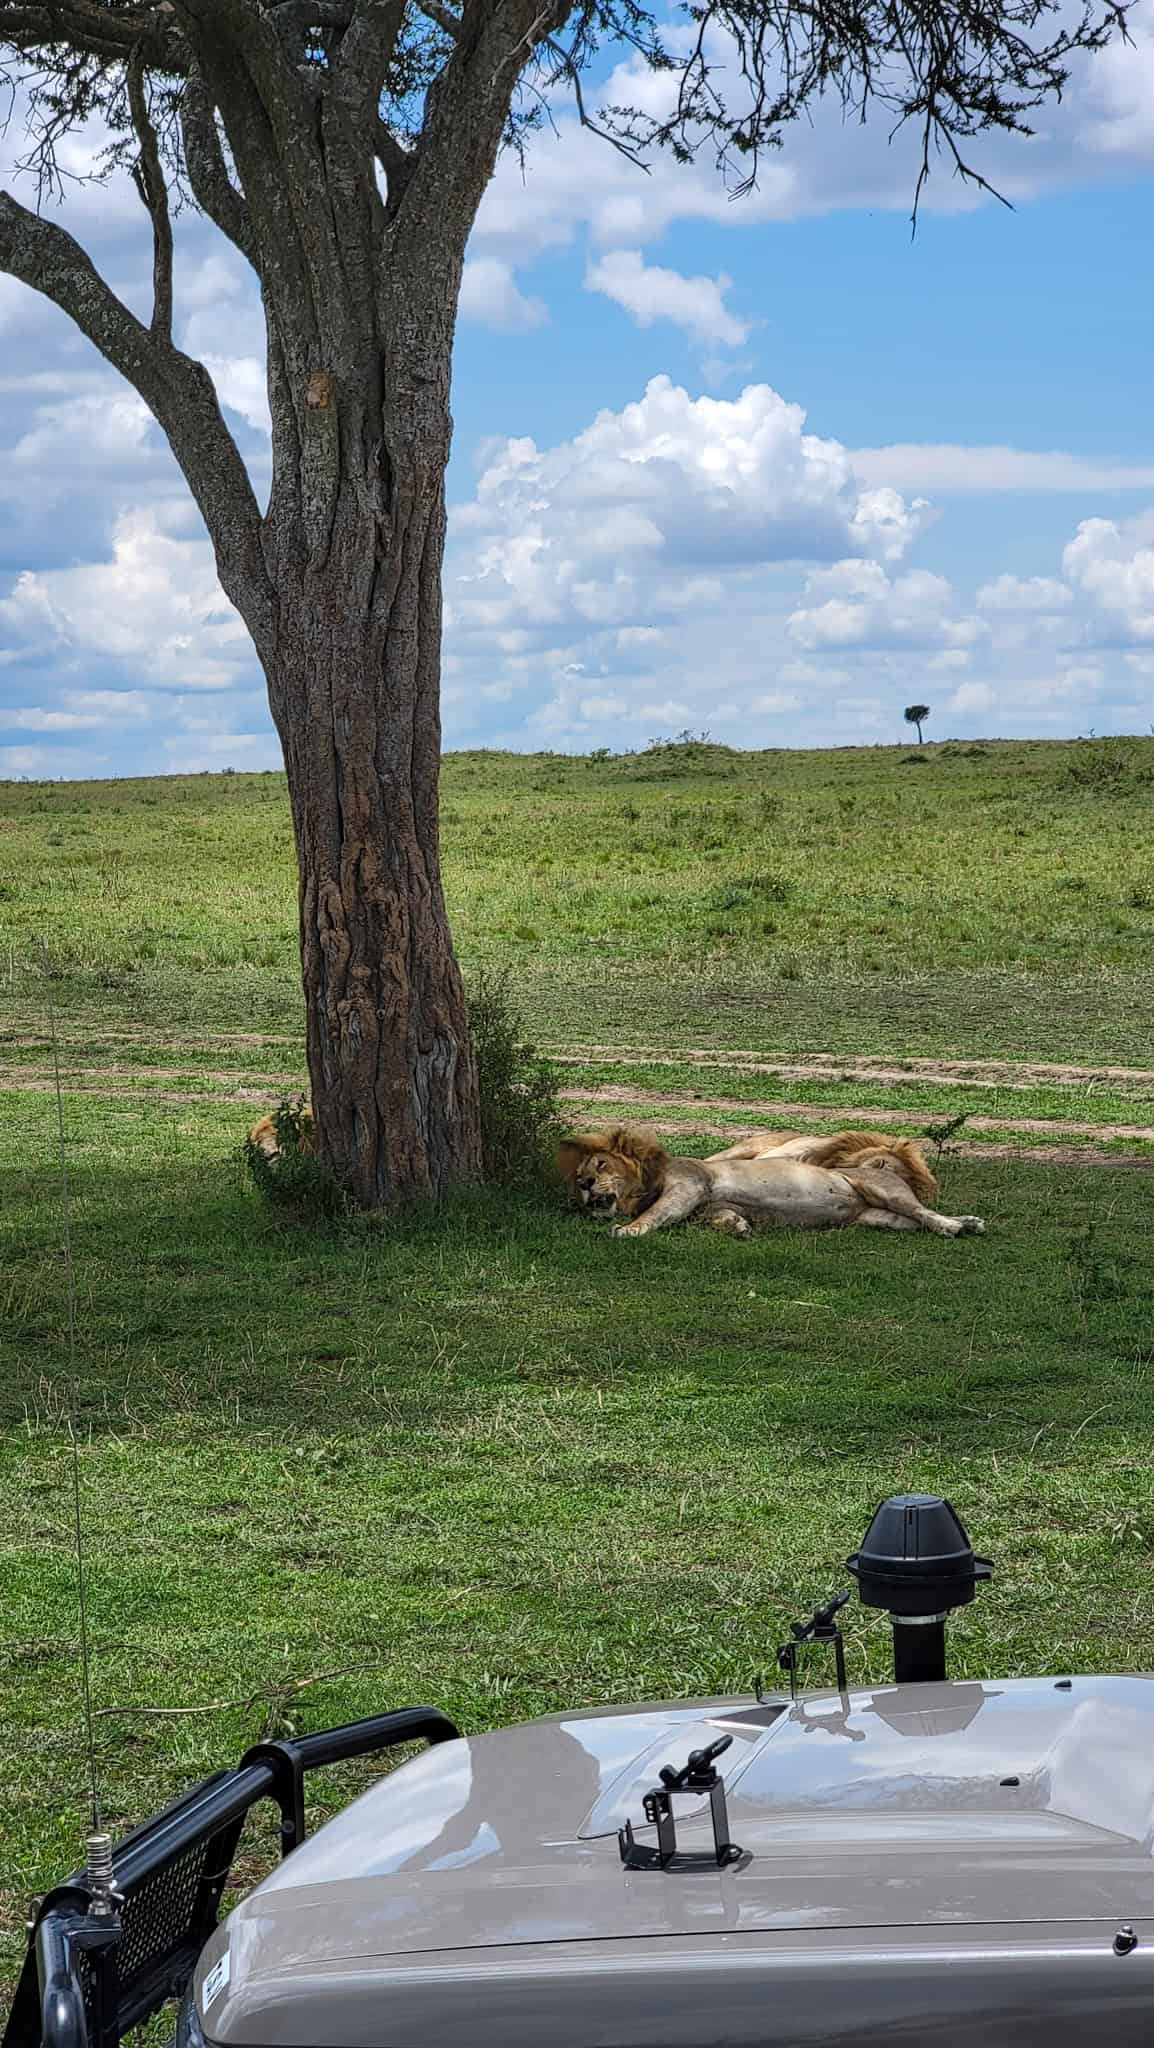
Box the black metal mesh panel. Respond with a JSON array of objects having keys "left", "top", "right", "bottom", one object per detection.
[{"left": 115, "top": 1842, "right": 212, "bottom": 1991}]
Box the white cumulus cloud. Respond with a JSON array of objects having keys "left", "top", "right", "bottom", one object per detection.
[
  {"left": 1063, "top": 515, "right": 1154, "bottom": 640},
  {"left": 0, "top": 508, "right": 254, "bottom": 691},
  {"left": 977, "top": 574, "right": 1074, "bottom": 612},
  {"left": 788, "top": 561, "right": 977, "bottom": 651},
  {"left": 585, "top": 249, "right": 751, "bottom": 350},
  {"left": 459, "top": 258, "right": 548, "bottom": 332},
  {"left": 452, "top": 376, "right": 926, "bottom": 651}
]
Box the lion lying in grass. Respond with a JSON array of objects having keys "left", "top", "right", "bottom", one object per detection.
[
  {"left": 558, "top": 1125, "right": 984, "bottom": 1240},
  {"left": 707, "top": 1127, "right": 940, "bottom": 1204}
]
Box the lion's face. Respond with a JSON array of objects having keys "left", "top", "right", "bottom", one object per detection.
[
  {"left": 559, "top": 1128, "right": 667, "bottom": 1219},
  {"left": 574, "top": 1151, "right": 647, "bottom": 1217},
  {"left": 854, "top": 1149, "right": 908, "bottom": 1181},
  {"left": 851, "top": 1144, "right": 936, "bottom": 1201}
]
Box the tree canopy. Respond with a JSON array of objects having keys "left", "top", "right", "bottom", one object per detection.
[{"left": 1, "top": 0, "right": 1128, "bottom": 241}]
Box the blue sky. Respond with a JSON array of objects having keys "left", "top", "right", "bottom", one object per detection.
[{"left": 3, "top": 16, "right": 1154, "bottom": 775}]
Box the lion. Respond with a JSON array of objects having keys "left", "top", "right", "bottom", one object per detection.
[
  {"left": 248, "top": 1103, "right": 314, "bottom": 1156},
  {"left": 706, "top": 1128, "right": 939, "bottom": 1205},
  {"left": 558, "top": 1125, "right": 983, "bottom": 1241}
]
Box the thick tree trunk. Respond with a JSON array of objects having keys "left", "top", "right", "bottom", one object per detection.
[
  {"left": 264, "top": 448, "right": 481, "bottom": 1209},
  {"left": 0, "top": 0, "right": 562, "bottom": 1212}
]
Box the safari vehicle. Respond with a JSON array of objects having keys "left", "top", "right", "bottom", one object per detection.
[{"left": 6, "top": 1493, "right": 1154, "bottom": 2047}]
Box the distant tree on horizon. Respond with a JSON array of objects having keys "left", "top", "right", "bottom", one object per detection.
[{"left": 905, "top": 704, "right": 931, "bottom": 747}]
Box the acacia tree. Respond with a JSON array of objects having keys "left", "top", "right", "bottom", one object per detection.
[
  {"left": 904, "top": 702, "right": 931, "bottom": 745},
  {"left": 0, "top": 0, "right": 1122, "bottom": 1206}
]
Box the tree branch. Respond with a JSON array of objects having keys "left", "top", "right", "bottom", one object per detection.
[
  {"left": 0, "top": 1, "right": 189, "bottom": 70},
  {"left": 179, "top": 68, "right": 261, "bottom": 273},
  {"left": 176, "top": 0, "right": 348, "bottom": 316},
  {"left": 334, "top": 0, "right": 409, "bottom": 125},
  {"left": 412, "top": 0, "right": 460, "bottom": 38},
  {"left": 0, "top": 185, "right": 272, "bottom": 644},
  {"left": 127, "top": 43, "right": 174, "bottom": 341},
  {"left": 177, "top": 0, "right": 318, "bottom": 160},
  {"left": 542, "top": 32, "right": 647, "bottom": 164},
  {"left": 375, "top": 113, "right": 415, "bottom": 205},
  {"left": 268, "top": 0, "right": 355, "bottom": 27},
  {"left": 396, "top": 0, "right": 567, "bottom": 239}
]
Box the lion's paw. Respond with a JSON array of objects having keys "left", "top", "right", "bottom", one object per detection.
[
  {"left": 957, "top": 1215, "right": 985, "bottom": 1235},
  {"left": 714, "top": 1214, "right": 751, "bottom": 1238}
]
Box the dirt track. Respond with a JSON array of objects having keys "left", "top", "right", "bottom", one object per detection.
[
  {"left": 547, "top": 1044, "right": 1154, "bottom": 1091},
  {"left": 4, "top": 1041, "right": 1154, "bottom": 1172},
  {"left": 557, "top": 1116, "right": 1153, "bottom": 1172},
  {"left": 557, "top": 1084, "right": 1154, "bottom": 1144}
]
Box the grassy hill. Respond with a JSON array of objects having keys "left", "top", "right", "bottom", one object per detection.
[{"left": 3, "top": 731, "right": 1154, "bottom": 1058}]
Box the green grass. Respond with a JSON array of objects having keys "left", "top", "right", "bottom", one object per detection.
[
  {"left": 3, "top": 732, "right": 1154, "bottom": 1059},
  {"left": 3, "top": 736, "right": 1154, "bottom": 2019},
  {"left": 556, "top": 1056, "right": 1154, "bottom": 1124},
  {"left": 4, "top": 1097, "right": 1154, "bottom": 1880}
]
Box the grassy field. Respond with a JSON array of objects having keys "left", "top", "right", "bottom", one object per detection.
[
  {"left": 4, "top": 731, "right": 1154, "bottom": 1057},
  {"left": 3, "top": 733, "right": 1154, "bottom": 2018}
]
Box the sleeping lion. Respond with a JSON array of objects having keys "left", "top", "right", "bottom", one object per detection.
[
  {"left": 707, "top": 1126, "right": 940, "bottom": 1204},
  {"left": 558, "top": 1125, "right": 984, "bottom": 1241}
]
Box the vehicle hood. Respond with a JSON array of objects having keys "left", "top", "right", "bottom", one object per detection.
[{"left": 220, "top": 1673, "right": 1154, "bottom": 1966}]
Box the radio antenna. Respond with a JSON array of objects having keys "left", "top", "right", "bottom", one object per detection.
[{"left": 42, "top": 945, "right": 103, "bottom": 1834}]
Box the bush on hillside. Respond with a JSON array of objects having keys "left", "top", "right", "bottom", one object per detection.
[{"left": 1059, "top": 736, "right": 1144, "bottom": 795}]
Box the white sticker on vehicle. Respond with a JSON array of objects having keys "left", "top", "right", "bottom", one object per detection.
[{"left": 202, "top": 1953, "right": 231, "bottom": 2009}]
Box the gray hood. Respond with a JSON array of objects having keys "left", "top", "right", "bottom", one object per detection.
[{"left": 195, "top": 1674, "right": 1154, "bottom": 2046}]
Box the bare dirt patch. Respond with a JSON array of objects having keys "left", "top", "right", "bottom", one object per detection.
[
  {"left": 549, "top": 1044, "right": 1154, "bottom": 1092},
  {"left": 7, "top": 1049, "right": 1154, "bottom": 1170},
  {"left": 24, "top": 1061, "right": 302, "bottom": 1091},
  {"left": 558, "top": 1084, "right": 1154, "bottom": 1144},
  {"left": 1, "top": 1021, "right": 300, "bottom": 1053}
]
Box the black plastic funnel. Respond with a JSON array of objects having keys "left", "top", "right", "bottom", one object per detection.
[{"left": 846, "top": 1493, "right": 993, "bottom": 1682}]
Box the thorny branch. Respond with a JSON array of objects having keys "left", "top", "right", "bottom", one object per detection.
[
  {"left": 1, "top": 1, "right": 187, "bottom": 70},
  {"left": 2, "top": 0, "right": 1129, "bottom": 223},
  {"left": 614, "top": 0, "right": 1131, "bottom": 216},
  {"left": 127, "top": 42, "right": 172, "bottom": 338},
  {"left": 541, "top": 31, "right": 647, "bottom": 165},
  {"left": 412, "top": 0, "right": 459, "bottom": 39}
]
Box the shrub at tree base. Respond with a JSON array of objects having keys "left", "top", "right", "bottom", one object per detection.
[
  {"left": 1060, "top": 737, "right": 1150, "bottom": 795},
  {"left": 245, "top": 980, "right": 562, "bottom": 1214},
  {"left": 467, "top": 973, "right": 564, "bottom": 1191},
  {"left": 244, "top": 1097, "right": 350, "bottom": 1221}
]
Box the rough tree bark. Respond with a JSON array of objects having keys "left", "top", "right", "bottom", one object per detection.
[
  {"left": 264, "top": 417, "right": 479, "bottom": 1207},
  {"left": 182, "top": 6, "right": 529, "bottom": 1206},
  {"left": 244, "top": 207, "right": 484, "bottom": 1205}
]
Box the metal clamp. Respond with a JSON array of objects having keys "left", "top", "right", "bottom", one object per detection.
[
  {"left": 775, "top": 1590, "right": 850, "bottom": 1699},
  {"left": 618, "top": 1735, "right": 744, "bottom": 1872}
]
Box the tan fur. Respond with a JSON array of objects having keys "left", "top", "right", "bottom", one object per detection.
[
  {"left": 557, "top": 1126, "right": 668, "bottom": 1218},
  {"left": 559, "top": 1125, "right": 982, "bottom": 1242},
  {"left": 248, "top": 1106, "right": 315, "bottom": 1157},
  {"left": 710, "top": 1128, "right": 938, "bottom": 1204}
]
